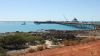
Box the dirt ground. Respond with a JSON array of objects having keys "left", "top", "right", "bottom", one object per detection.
[{"left": 18, "top": 40, "right": 100, "bottom": 56}]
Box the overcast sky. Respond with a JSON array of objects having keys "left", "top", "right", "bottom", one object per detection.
[{"left": 0, "top": 0, "right": 100, "bottom": 21}]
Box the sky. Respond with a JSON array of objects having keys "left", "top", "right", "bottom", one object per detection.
[{"left": 0, "top": 0, "right": 100, "bottom": 21}]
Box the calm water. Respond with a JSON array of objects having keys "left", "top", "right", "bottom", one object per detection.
[{"left": 0, "top": 21, "right": 93, "bottom": 33}]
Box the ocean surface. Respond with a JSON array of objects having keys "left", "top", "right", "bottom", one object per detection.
[{"left": 0, "top": 21, "right": 94, "bottom": 33}]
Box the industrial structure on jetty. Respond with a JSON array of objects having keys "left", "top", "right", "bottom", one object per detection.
[{"left": 34, "top": 18, "right": 100, "bottom": 30}]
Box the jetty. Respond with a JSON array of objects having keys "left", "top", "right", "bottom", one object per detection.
[{"left": 34, "top": 18, "right": 100, "bottom": 30}]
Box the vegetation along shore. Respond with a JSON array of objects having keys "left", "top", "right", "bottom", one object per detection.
[{"left": 0, "top": 29, "right": 100, "bottom": 56}]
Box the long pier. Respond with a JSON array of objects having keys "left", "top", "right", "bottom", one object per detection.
[{"left": 34, "top": 21, "right": 100, "bottom": 30}]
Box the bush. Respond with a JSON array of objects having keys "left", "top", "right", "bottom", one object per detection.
[
  {"left": 0, "top": 33, "right": 45, "bottom": 50},
  {"left": 0, "top": 47, "right": 7, "bottom": 56},
  {"left": 37, "top": 45, "right": 44, "bottom": 51},
  {"left": 27, "top": 48, "right": 36, "bottom": 53},
  {"left": 63, "top": 40, "right": 79, "bottom": 46},
  {"left": 0, "top": 34, "right": 28, "bottom": 49}
]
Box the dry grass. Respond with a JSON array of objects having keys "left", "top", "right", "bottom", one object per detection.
[
  {"left": 26, "top": 48, "right": 36, "bottom": 53},
  {"left": 62, "top": 40, "right": 79, "bottom": 46},
  {"left": 63, "top": 37, "right": 100, "bottom": 46},
  {"left": 37, "top": 45, "right": 45, "bottom": 51}
]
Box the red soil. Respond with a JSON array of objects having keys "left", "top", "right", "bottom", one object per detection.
[{"left": 22, "top": 41, "right": 100, "bottom": 56}]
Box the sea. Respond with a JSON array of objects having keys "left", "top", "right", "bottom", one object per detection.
[{"left": 0, "top": 21, "right": 94, "bottom": 33}]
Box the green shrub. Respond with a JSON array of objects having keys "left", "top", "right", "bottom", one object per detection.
[{"left": 0, "top": 33, "right": 45, "bottom": 49}]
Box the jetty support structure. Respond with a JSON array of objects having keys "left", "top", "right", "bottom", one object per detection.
[{"left": 34, "top": 21, "right": 100, "bottom": 30}]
